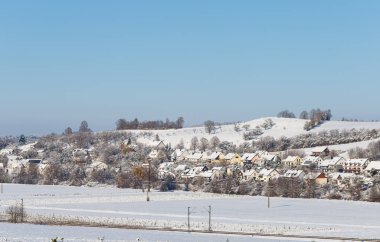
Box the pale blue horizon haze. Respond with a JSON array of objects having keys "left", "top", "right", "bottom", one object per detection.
[{"left": 1, "top": 1, "right": 380, "bottom": 136}]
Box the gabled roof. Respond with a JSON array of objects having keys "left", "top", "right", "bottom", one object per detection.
[
  {"left": 365, "top": 161, "right": 380, "bottom": 171},
  {"left": 174, "top": 164, "right": 188, "bottom": 171},
  {"left": 346, "top": 159, "right": 368, "bottom": 166},
  {"left": 186, "top": 152, "right": 204, "bottom": 160},
  {"left": 304, "top": 172, "right": 326, "bottom": 180},
  {"left": 303, "top": 156, "right": 321, "bottom": 163},
  {"left": 205, "top": 152, "right": 222, "bottom": 160},
  {"left": 259, "top": 168, "right": 278, "bottom": 176},
  {"left": 261, "top": 154, "right": 277, "bottom": 161},
  {"left": 243, "top": 169, "right": 257, "bottom": 177},
  {"left": 283, "top": 169, "right": 304, "bottom": 178},
  {"left": 224, "top": 153, "right": 239, "bottom": 160},
  {"left": 242, "top": 153, "right": 257, "bottom": 161},
  {"left": 171, "top": 149, "right": 186, "bottom": 157},
  {"left": 283, "top": 156, "right": 300, "bottom": 162}
]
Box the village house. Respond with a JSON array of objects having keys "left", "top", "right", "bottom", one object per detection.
[
  {"left": 224, "top": 153, "right": 243, "bottom": 166},
  {"left": 282, "top": 156, "right": 302, "bottom": 168},
  {"left": 241, "top": 153, "right": 259, "bottom": 165},
  {"left": 204, "top": 152, "right": 225, "bottom": 163},
  {"left": 328, "top": 172, "right": 356, "bottom": 186},
  {"left": 257, "top": 168, "right": 280, "bottom": 182},
  {"left": 158, "top": 162, "right": 176, "bottom": 179},
  {"left": 197, "top": 167, "right": 224, "bottom": 182},
  {"left": 185, "top": 152, "right": 204, "bottom": 163},
  {"left": 241, "top": 169, "right": 259, "bottom": 181},
  {"left": 181, "top": 166, "right": 208, "bottom": 179},
  {"left": 364, "top": 161, "right": 380, "bottom": 177},
  {"left": 283, "top": 169, "right": 305, "bottom": 179},
  {"left": 319, "top": 157, "right": 345, "bottom": 173},
  {"left": 301, "top": 156, "right": 323, "bottom": 168},
  {"left": 343, "top": 159, "right": 369, "bottom": 174},
  {"left": 260, "top": 154, "right": 281, "bottom": 167},
  {"left": 170, "top": 149, "right": 189, "bottom": 162},
  {"left": 311, "top": 146, "right": 330, "bottom": 157},
  {"left": 304, "top": 172, "right": 328, "bottom": 185},
  {"left": 148, "top": 149, "right": 167, "bottom": 160}
]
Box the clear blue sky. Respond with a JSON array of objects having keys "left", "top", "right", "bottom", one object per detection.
[{"left": 1, "top": 1, "right": 379, "bottom": 136}]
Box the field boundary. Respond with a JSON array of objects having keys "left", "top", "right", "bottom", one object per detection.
[{"left": 1, "top": 216, "right": 378, "bottom": 242}]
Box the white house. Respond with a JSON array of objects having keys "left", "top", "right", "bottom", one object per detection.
[
  {"left": 364, "top": 161, "right": 380, "bottom": 176},
  {"left": 283, "top": 169, "right": 305, "bottom": 179},
  {"left": 343, "top": 159, "right": 369, "bottom": 174},
  {"left": 257, "top": 168, "right": 280, "bottom": 182},
  {"left": 186, "top": 152, "right": 204, "bottom": 163},
  {"left": 170, "top": 149, "right": 189, "bottom": 162}
]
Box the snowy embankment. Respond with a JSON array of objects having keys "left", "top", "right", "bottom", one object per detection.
[
  {"left": 114, "top": 117, "right": 380, "bottom": 151},
  {"left": 0, "top": 184, "right": 380, "bottom": 241}
]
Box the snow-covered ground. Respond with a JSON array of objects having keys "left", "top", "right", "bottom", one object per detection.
[
  {"left": 0, "top": 184, "right": 379, "bottom": 241},
  {"left": 0, "top": 223, "right": 337, "bottom": 242},
  {"left": 119, "top": 117, "right": 380, "bottom": 150}
]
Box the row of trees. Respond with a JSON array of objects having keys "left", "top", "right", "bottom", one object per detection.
[
  {"left": 277, "top": 108, "right": 332, "bottom": 123},
  {"left": 251, "top": 128, "right": 380, "bottom": 152},
  {"left": 116, "top": 117, "right": 184, "bottom": 130},
  {"left": 304, "top": 109, "right": 332, "bottom": 131}
]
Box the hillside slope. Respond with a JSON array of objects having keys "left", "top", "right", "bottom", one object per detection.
[{"left": 118, "top": 117, "right": 380, "bottom": 150}]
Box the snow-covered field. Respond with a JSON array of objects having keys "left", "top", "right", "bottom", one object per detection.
[
  {"left": 120, "top": 117, "right": 380, "bottom": 150},
  {"left": 0, "top": 184, "right": 380, "bottom": 241}
]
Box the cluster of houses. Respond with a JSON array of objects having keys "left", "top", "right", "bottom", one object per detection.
[
  {"left": 152, "top": 146, "right": 380, "bottom": 189},
  {"left": 1, "top": 140, "right": 380, "bottom": 190}
]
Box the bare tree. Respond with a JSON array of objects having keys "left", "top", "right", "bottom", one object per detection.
[
  {"left": 209, "top": 136, "right": 220, "bottom": 149},
  {"left": 116, "top": 119, "right": 128, "bottom": 130},
  {"left": 176, "top": 139, "right": 185, "bottom": 149},
  {"left": 190, "top": 137, "right": 199, "bottom": 151},
  {"left": 79, "top": 120, "right": 91, "bottom": 133},
  {"left": 204, "top": 120, "right": 216, "bottom": 134},
  {"left": 277, "top": 110, "right": 296, "bottom": 118},
  {"left": 64, "top": 127, "right": 73, "bottom": 135},
  {"left": 199, "top": 137, "right": 209, "bottom": 151},
  {"left": 176, "top": 117, "right": 185, "bottom": 129},
  {"left": 299, "top": 111, "right": 309, "bottom": 119}
]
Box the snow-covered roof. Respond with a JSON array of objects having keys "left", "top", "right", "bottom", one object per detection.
[
  {"left": 186, "top": 152, "right": 204, "bottom": 160},
  {"left": 304, "top": 172, "right": 326, "bottom": 180},
  {"left": 224, "top": 153, "right": 238, "bottom": 160},
  {"left": 283, "top": 156, "right": 300, "bottom": 162},
  {"left": 261, "top": 154, "right": 276, "bottom": 161},
  {"left": 283, "top": 169, "right": 304, "bottom": 178},
  {"left": 174, "top": 164, "right": 188, "bottom": 171},
  {"left": 242, "top": 153, "right": 257, "bottom": 161},
  {"left": 346, "top": 159, "right": 368, "bottom": 166},
  {"left": 365, "top": 161, "right": 380, "bottom": 171},
  {"left": 303, "top": 156, "right": 321, "bottom": 163},
  {"left": 171, "top": 149, "right": 186, "bottom": 157},
  {"left": 205, "top": 152, "right": 222, "bottom": 160},
  {"left": 329, "top": 172, "right": 355, "bottom": 180},
  {"left": 243, "top": 169, "right": 257, "bottom": 177},
  {"left": 259, "top": 168, "right": 277, "bottom": 176}
]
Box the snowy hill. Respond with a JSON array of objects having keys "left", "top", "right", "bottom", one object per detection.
[{"left": 117, "top": 117, "right": 380, "bottom": 150}]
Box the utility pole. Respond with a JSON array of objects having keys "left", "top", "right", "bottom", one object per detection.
[
  {"left": 21, "top": 198, "right": 24, "bottom": 223},
  {"left": 147, "top": 158, "right": 151, "bottom": 202},
  {"left": 208, "top": 205, "right": 212, "bottom": 231},
  {"left": 187, "top": 206, "right": 190, "bottom": 232},
  {"left": 267, "top": 178, "right": 271, "bottom": 208}
]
